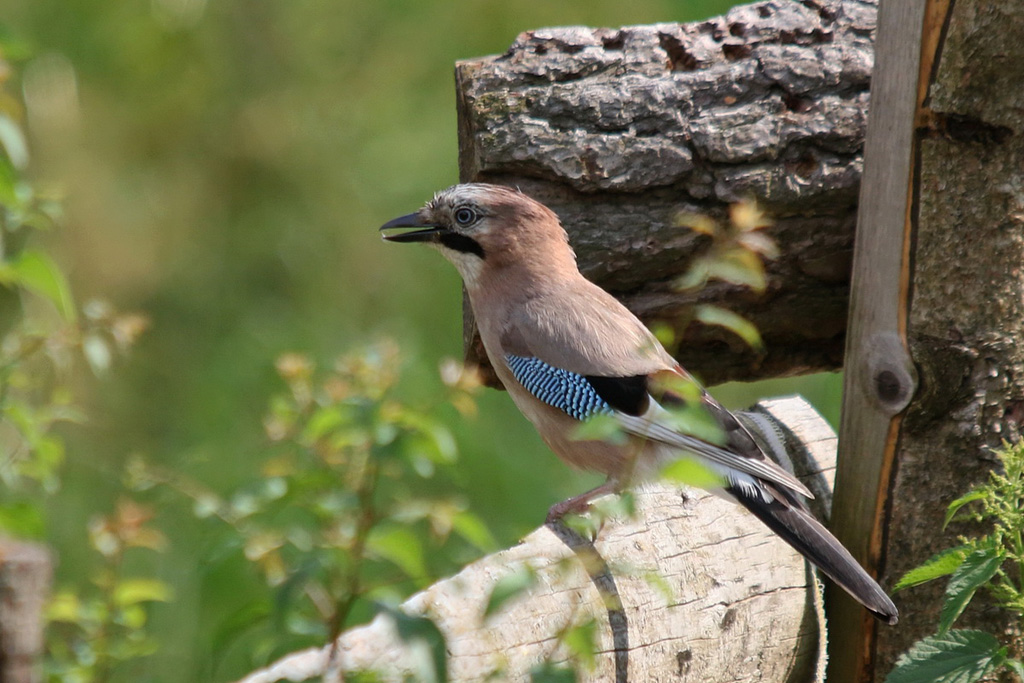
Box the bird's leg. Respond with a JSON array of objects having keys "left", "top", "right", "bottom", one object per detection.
[{"left": 546, "top": 480, "right": 620, "bottom": 525}]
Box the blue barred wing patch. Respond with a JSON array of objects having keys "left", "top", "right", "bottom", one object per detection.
[{"left": 505, "top": 355, "right": 613, "bottom": 421}]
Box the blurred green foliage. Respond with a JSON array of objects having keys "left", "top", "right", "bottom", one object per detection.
[
  {"left": 47, "top": 500, "right": 172, "bottom": 683},
  {"left": 0, "top": 34, "right": 166, "bottom": 683},
  {"left": 127, "top": 342, "right": 495, "bottom": 655},
  {"left": 0, "top": 0, "right": 847, "bottom": 680}
]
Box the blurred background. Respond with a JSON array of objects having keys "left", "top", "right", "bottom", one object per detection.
[{"left": 2, "top": 0, "right": 842, "bottom": 680}]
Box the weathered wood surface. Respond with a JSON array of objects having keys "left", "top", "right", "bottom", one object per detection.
[
  {"left": 0, "top": 538, "right": 51, "bottom": 683},
  {"left": 455, "top": 0, "right": 878, "bottom": 386},
  {"left": 237, "top": 397, "right": 837, "bottom": 683},
  {"left": 863, "top": 1, "right": 1024, "bottom": 680},
  {"left": 826, "top": 1, "right": 925, "bottom": 681}
]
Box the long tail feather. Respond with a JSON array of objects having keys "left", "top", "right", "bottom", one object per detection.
[{"left": 728, "top": 483, "right": 898, "bottom": 625}]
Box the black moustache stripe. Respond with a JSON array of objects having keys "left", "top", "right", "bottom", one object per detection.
[{"left": 439, "top": 232, "right": 485, "bottom": 258}]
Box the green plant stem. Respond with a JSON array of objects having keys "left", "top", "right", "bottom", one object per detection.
[
  {"left": 92, "top": 545, "right": 124, "bottom": 683},
  {"left": 327, "top": 449, "right": 380, "bottom": 647}
]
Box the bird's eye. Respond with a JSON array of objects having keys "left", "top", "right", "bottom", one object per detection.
[{"left": 453, "top": 207, "right": 477, "bottom": 226}]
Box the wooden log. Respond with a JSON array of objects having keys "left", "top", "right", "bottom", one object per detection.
[
  {"left": 455, "top": 0, "right": 878, "bottom": 387},
  {"left": 237, "top": 396, "right": 838, "bottom": 683},
  {"left": 0, "top": 538, "right": 51, "bottom": 683}
]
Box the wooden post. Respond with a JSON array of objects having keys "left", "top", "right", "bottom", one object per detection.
[
  {"left": 0, "top": 539, "right": 51, "bottom": 683},
  {"left": 826, "top": 1, "right": 925, "bottom": 680},
  {"left": 831, "top": 0, "right": 1024, "bottom": 680}
]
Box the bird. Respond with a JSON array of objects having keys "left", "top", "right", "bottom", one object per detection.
[{"left": 380, "top": 182, "right": 898, "bottom": 625}]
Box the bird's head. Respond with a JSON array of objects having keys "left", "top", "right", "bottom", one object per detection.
[{"left": 380, "top": 183, "right": 575, "bottom": 288}]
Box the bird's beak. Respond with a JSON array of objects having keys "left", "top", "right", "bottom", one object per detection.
[{"left": 380, "top": 212, "right": 445, "bottom": 243}]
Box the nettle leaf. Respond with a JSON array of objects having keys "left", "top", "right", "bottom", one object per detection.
[
  {"left": 884, "top": 630, "right": 1005, "bottom": 683},
  {"left": 1005, "top": 659, "right": 1024, "bottom": 679},
  {"left": 944, "top": 490, "right": 987, "bottom": 528},
  {"left": 484, "top": 565, "right": 537, "bottom": 619},
  {"left": 939, "top": 547, "right": 1002, "bottom": 634},
  {"left": 895, "top": 546, "right": 970, "bottom": 592}
]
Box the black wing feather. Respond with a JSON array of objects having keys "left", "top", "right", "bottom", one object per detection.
[
  {"left": 584, "top": 375, "right": 650, "bottom": 416},
  {"left": 727, "top": 482, "right": 899, "bottom": 624}
]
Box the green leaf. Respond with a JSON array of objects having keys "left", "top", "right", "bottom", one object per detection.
[
  {"left": 939, "top": 548, "right": 1002, "bottom": 634},
  {"left": 561, "top": 618, "right": 598, "bottom": 670},
  {"left": 46, "top": 591, "right": 82, "bottom": 623},
  {"left": 0, "top": 113, "right": 29, "bottom": 169},
  {"left": 302, "top": 406, "right": 346, "bottom": 441},
  {"left": 660, "top": 458, "right": 726, "bottom": 490},
  {"left": 530, "top": 663, "right": 577, "bottom": 683},
  {"left": 658, "top": 401, "right": 726, "bottom": 446},
  {"left": 895, "top": 546, "right": 970, "bottom": 592},
  {"left": 451, "top": 510, "right": 497, "bottom": 553},
  {"left": 113, "top": 578, "right": 173, "bottom": 606},
  {"left": 884, "top": 630, "right": 1005, "bottom": 683},
  {"left": 83, "top": 333, "right": 112, "bottom": 373},
  {"left": 366, "top": 525, "right": 427, "bottom": 580},
  {"left": 380, "top": 607, "right": 447, "bottom": 683},
  {"left": 484, "top": 565, "right": 537, "bottom": 619},
  {"left": 702, "top": 249, "right": 767, "bottom": 290},
  {"left": 571, "top": 413, "right": 627, "bottom": 445},
  {"left": 694, "top": 304, "right": 763, "bottom": 350},
  {"left": 1005, "top": 659, "right": 1024, "bottom": 679},
  {"left": 1, "top": 250, "right": 76, "bottom": 321},
  {"left": 0, "top": 502, "right": 46, "bottom": 539},
  {"left": 945, "top": 490, "right": 987, "bottom": 528}
]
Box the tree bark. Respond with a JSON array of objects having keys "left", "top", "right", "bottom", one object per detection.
[
  {"left": 0, "top": 538, "right": 51, "bottom": 683},
  {"left": 237, "top": 398, "right": 837, "bottom": 683},
  {"left": 455, "top": 0, "right": 878, "bottom": 386},
  {"left": 864, "top": 1, "right": 1024, "bottom": 679}
]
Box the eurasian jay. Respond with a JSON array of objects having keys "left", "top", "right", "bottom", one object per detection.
[{"left": 381, "top": 183, "right": 898, "bottom": 624}]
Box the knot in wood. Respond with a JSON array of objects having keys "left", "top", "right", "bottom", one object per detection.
[
  {"left": 874, "top": 369, "right": 902, "bottom": 403},
  {"left": 863, "top": 332, "right": 918, "bottom": 414}
]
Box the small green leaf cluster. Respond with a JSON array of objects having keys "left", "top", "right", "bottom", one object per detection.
[
  {"left": 0, "top": 34, "right": 161, "bottom": 683},
  {"left": 133, "top": 342, "right": 496, "bottom": 661},
  {"left": 0, "top": 38, "right": 148, "bottom": 514},
  {"left": 46, "top": 500, "right": 173, "bottom": 683},
  {"left": 674, "top": 200, "right": 779, "bottom": 351},
  {"left": 886, "top": 440, "right": 1024, "bottom": 683}
]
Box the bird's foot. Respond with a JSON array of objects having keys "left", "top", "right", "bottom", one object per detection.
[
  {"left": 545, "top": 480, "right": 620, "bottom": 528},
  {"left": 546, "top": 497, "right": 593, "bottom": 525}
]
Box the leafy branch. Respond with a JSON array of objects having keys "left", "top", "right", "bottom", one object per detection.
[
  {"left": 130, "top": 342, "right": 496, "bottom": 677},
  {"left": 673, "top": 200, "right": 779, "bottom": 351}
]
